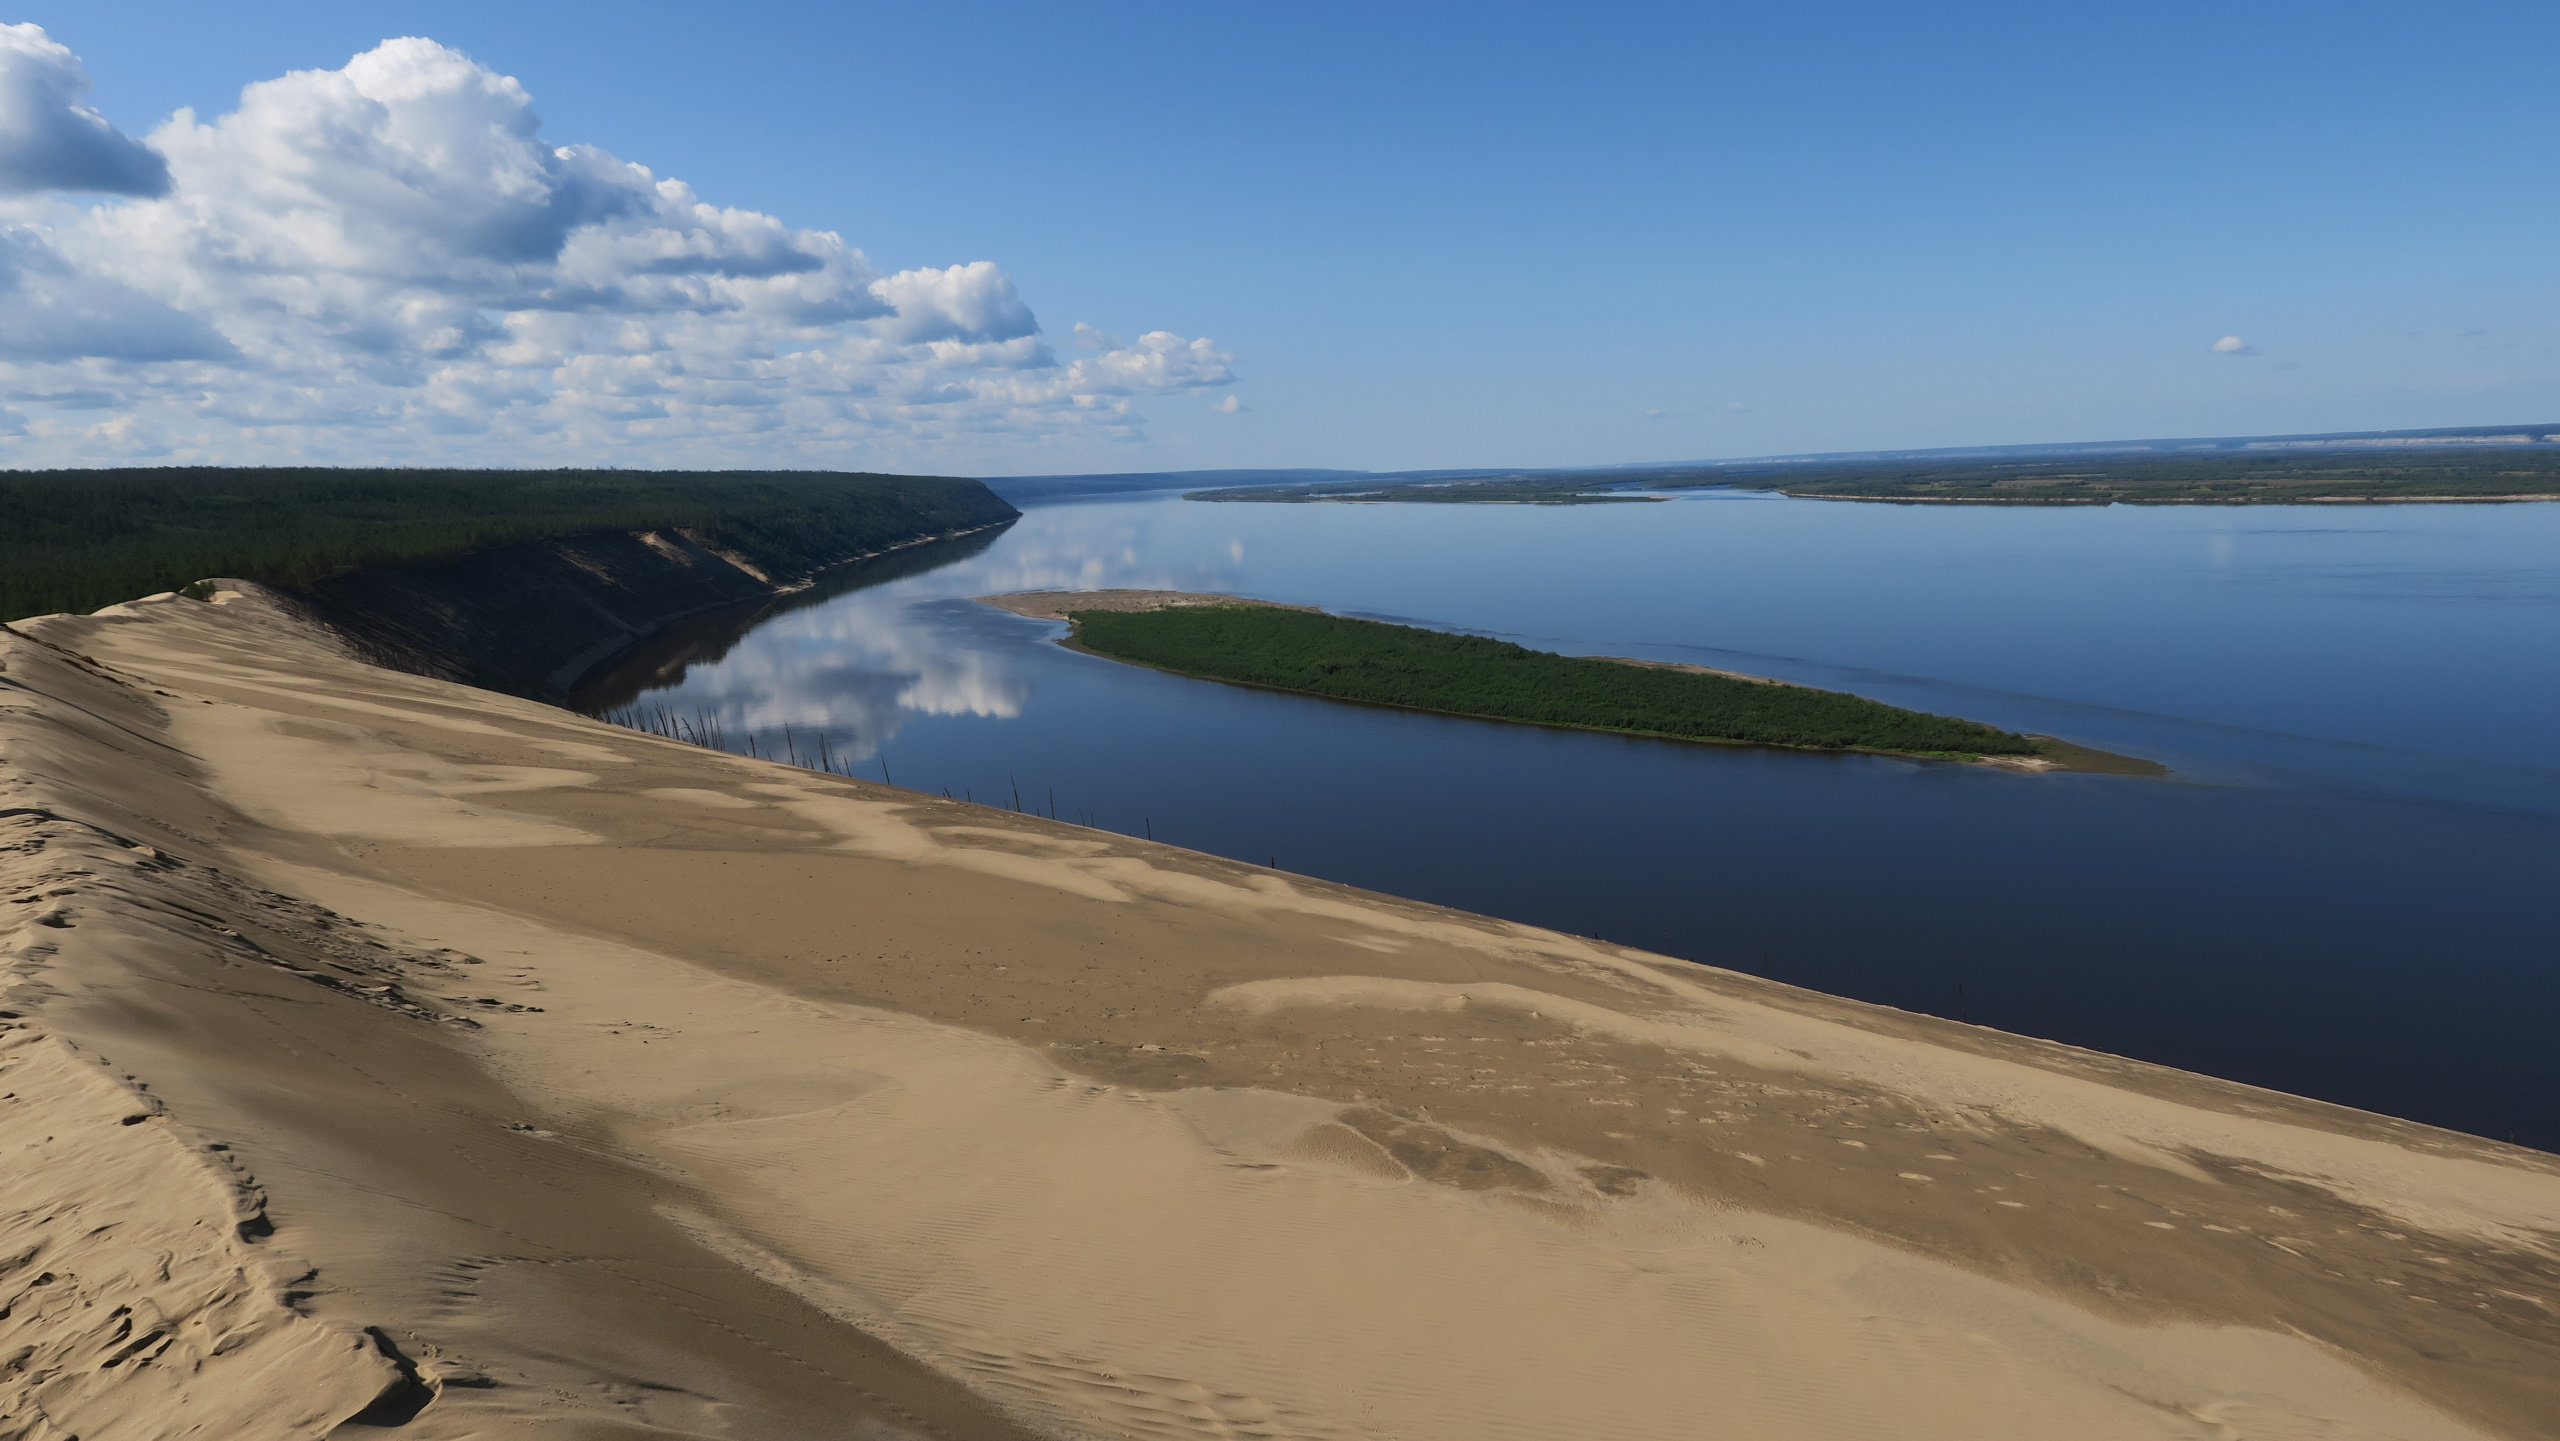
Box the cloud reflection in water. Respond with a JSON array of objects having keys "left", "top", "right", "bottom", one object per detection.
[{"left": 581, "top": 503, "right": 1247, "bottom": 763}]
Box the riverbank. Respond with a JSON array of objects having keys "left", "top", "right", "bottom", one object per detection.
[
  {"left": 0, "top": 467, "right": 1015, "bottom": 623},
  {"left": 982, "top": 590, "right": 2164, "bottom": 774},
  {"left": 1, "top": 468, "right": 1018, "bottom": 706},
  {"left": 1176, "top": 444, "right": 2560, "bottom": 507},
  {"left": 1780, "top": 491, "right": 2560, "bottom": 506},
  {"left": 3, "top": 588, "right": 2552, "bottom": 1439}
]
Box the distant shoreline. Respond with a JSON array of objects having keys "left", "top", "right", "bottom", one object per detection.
[
  {"left": 1192, "top": 484, "right": 2560, "bottom": 508},
  {"left": 1780, "top": 491, "right": 2560, "bottom": 506},
  {"left": 1175, "top": 442, "right": 2560, "bottom": 507}
]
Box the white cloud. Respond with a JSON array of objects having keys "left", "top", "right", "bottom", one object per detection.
[
  {"left": 1211, "top": 394, "right": 1243, "bottom": 413},
  {"left": 2210, "top": 335, "right": 2257, "bottom": 355},
  {"left": 0, "top": 229, "right": 234, "bottom": 361},
  {"left": 0, "top": 31, "right": 1233, "bottom": 466},
  {"left": 0, "top": 24, "right": 169, "bottom": 196},
  {"left": 866, "top": 261, "right": 1036, "bottom": 345},
  {"left": 1056, "top": 331, "right": 1235, "bottom": 393}
]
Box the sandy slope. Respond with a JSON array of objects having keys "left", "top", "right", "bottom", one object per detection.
[{"left": 2, "top": 587, "right": 2555, "bottom": 1440}]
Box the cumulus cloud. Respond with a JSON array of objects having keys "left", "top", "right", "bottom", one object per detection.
[
  {"left": 0, "top": 230, "right": 234, "bottom": 361},
  {"left": 0, "top": 24, "right": 169, "bottom": 196},
  {"left": 867, "top": 261, "right": 1036, "bottom": 345},
  {"left": 2211, "top": 335, "right": 2257, "bottom": 355},
  {"left": 1211, "top": 394, "right": 1243, "bottom": 413},
  {"left": 0, "top": 31, "right": 1232, "bottom": 465}
]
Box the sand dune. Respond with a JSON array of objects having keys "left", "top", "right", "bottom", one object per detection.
[{"left": 2, "top": 587, "right": 2555, "bottom": 1439}]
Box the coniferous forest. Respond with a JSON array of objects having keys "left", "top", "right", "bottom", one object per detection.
[{"left": 0, "top": 468, "right": 1015, "bottom": 620}]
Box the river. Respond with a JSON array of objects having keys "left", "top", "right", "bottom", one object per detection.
[{"left": 575, "top": 487, "right": 2560, "bottom": 1150}]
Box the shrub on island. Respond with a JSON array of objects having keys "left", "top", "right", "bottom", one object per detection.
[{"left": 1066, "top": 604, "right": 2040, "bottom": 758}]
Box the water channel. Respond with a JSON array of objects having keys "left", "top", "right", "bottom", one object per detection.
[{"left": 576, "top": 487, "right": 2560, "bottom": 1150}]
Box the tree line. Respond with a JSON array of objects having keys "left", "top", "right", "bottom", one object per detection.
[{"left": 1, "top": 467, "right": 1016, "bottom": 619}]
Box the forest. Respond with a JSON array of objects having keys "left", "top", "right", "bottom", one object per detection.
[
  {"left": 1748, "top": 448, "right": 2560, "bottom": 503},
  {"left": 1067, "top": 604, "right": 2044, "bottom": 758},
  {"left": 1186, "top": 447, "right": 2560, "bottom": 506},
  {"left": 0, "top": 467, "right": 1015, "bottom": 620}
]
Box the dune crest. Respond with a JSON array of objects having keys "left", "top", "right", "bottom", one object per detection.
[
  {"left": 0, "top": 588, "right": 2553, "bottom": 1439},
  {"left": 0, "top": 1027, "right": 402, "bottom": 1438}
]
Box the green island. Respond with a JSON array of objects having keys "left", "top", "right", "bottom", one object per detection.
[
  {"left": 1, "top": 467, "right": 1010, "bottom": 620},
  {"left": 1187, "top": 445, "right": 2560, "bottom": 507},
  {"left": 1038, "top": 597, "right": 2159, "bottom": 773}
]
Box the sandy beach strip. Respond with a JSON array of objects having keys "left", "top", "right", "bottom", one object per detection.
[
  {"left": 975, "top": 587, "right": 1319, "bottom": 620},
  {"left": 1, "top": 587, "right": 2553, "bottom": 1439}
]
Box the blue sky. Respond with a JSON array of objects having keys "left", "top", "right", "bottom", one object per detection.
[{"left": 13, "top": 1, "right": 2559, "bottom": 471}]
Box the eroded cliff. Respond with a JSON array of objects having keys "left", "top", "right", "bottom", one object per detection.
[{"left": 297, "top": 506, "right": 1011, "bottom": 703}]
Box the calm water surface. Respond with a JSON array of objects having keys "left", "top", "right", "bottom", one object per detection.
[{"left": 578, "top": 490, "right": 2560, "bottom": 1149}]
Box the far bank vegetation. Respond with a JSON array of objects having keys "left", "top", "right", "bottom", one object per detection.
[{"left": 1188, "top": 448, "right": 2560, "bottom": 506}]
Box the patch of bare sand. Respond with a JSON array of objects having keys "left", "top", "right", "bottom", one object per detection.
[
  {"left": 1588, "top": 654, "right": 1805, "bottom": 686},
  {"left": 0, "top": 1026, "right": 398, "bottom": 1439},
  {"left": 2, "top": 587, "right": 2555, "bottom": 1440},
  {"left": 974, "top": 589, "right": 1313, "bottom": 621},
  {"left": 0, "top": 599, "right": 1045, "bottom": 1441}
]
